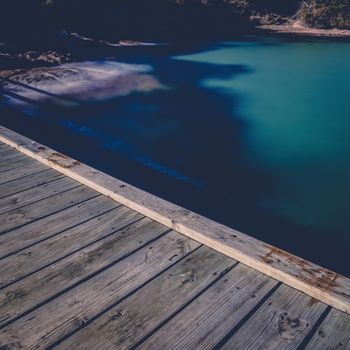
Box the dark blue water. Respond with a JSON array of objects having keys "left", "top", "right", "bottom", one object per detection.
[{"left": 1, "top": 36, "right": 350, "bottom": 275}]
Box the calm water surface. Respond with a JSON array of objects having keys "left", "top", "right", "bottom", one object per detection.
[{"left": 1, "top": 36, "right": 350, "bottom": 275}]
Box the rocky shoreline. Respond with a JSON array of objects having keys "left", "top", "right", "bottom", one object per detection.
[
  {"left": 0, "top": 0, "right": 348, "bottom": 75},
  {"left": 258, "top": 24, "right": 350, "bottom": 38},
  {"left": 0, "top": 36, "right": 161, "bottom": 72},
  {"left": 1, "top": 22, "right": 349, "bottom": 90}
]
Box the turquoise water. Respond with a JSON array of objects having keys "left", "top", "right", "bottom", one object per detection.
[
  {"left": 1, "top": 36, "right": 350, "bottom": 275},
  {"left": 174, "top": 38, "right": 350, "bottom": 243}
]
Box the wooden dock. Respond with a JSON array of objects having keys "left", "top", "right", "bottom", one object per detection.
[{"left": 0, "top": 128, "right": 349, "bottom": 349}]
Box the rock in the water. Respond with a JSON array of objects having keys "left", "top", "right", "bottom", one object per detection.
[
  {"left": 20, "top": 51, "right": 71, "bottom": 65},
  {"left": 0, "top": 43, "right": 71, "bottom": 70}
]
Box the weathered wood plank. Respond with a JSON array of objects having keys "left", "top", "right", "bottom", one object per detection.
[
  {"left": 0, "top": 143, "right": 10, "bottom": 152},
  {"left": 0, "top": 205, "right": 141, "bottom": 287},
  {"left": 0, "top": 169, "right": 60, "bottom": 199},
  {"left": 0, "top": 142, "right": 19, "bottom": 152},
  {"left": 56, "top": 246, "right": 237, "bottom": 350},
  {"left": 0, "top": 161, "right": 49, "bottom": 185},
  {"left": 0, "top": 144, "right": 10, "bottom": 152},
  {"left": 0, "top": 185, "right": 97, "bottom": 234},
  {"left": 0, "top": 153, "right": 34, "bottom": 172},
  {"left": 58, "top": 246, "right": 237, "bottom": 349},
  {"left": 0, "top": 195, "right": 116, "bottom": 258},
  {"left": 138, "top": 264, "right": 278, "bottom": 350},
  {"left": 305, "top": 308, "right": 350, "bottom": 350},
  {"left": 220, "top": 284, "right": 327, "bottom": 350},
  {"left": 0, "top": 231, "right": 199, "bottom": 349},
  {"left": 1, "top": 126, "right": 348, "bottom": 313},
  {"left": 0, "top": 218, "right": 166, "bottom": 326},
  {"left": 0, "top": 148, "right": 24, "bottom": 160},
  {"left": 0, "top": 145, "right": 23, "bottom": 155},
  {"left": 0, "top": 176, "right": 79, "bottom": 215}
]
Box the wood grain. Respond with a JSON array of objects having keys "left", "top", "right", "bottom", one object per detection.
[
  {"left": 0, "top": 185, "right": 97, "bottom": 234},
  {"left": 0, "top": 231, "right": 199, "bottom": 349},
  {"left": 305, "top": 308, "right": 350, "bottom": 350},
  {"left": 0, "top": 176, "right": 77, "bottom": 214},
  {"left": 220, "top": 284, "right": 327, "bottom": 350},
  {"left": 0, "top": 161, "right": 48, "bottom": 184},
  {"left": 139, "top": 264, "right": 278, "bottom": 350},
  {"left": 0, "top": 205, "right": 141, "bottom": 287},
  {"left": 56, "top": 246, "right": 236, "bottom": 350},
  {"left": 0, "top": 195, "right": 115, "bottom": 258},
  {"left": 0, "top": 143, "right": 10, "bottom": 152},
  {"left": 0, "top": 152, "right": 34, "bottom": 172},
  {"left": 1, "top": 126, "right": 349, "bottom": 313},
  {"left": 0, "top": 138, "right": 349, "bottom": 350},
  {"left": 0, "top": 149, "right": 24, "bottom": 162},
  {"left": 0, "top": 218, "right": 167, "bottom": 326},
  {"left": 0, "top": 169, "right": 60, "bottom": 199},
  {"left": 0, "top": 195, "right": 114, "bottom": 259}
]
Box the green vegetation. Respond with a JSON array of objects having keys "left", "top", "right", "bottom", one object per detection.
[
  {"left": 298, "top": 0, "right": 350, "bottom": 29},
  {"left": 38, "top": 0, "right": 350, "bottom": 31},
  {"left": 0, "top": 0, "right": 348, "bottom": 46}
]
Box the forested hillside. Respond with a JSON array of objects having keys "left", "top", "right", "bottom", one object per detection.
[
  {"left": 0, "top": 0, "right": 349, "bottom": 44},
  {"left": 297, "top": 0, "right": 349, "bottom": 29}
]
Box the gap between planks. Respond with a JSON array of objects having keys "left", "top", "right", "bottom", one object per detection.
[{"left": 0, "top": 125, "right": 349, "bottom": 314}]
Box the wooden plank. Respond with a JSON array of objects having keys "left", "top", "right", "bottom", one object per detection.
[
  {"left": 0, "top": 142, "right": 19, "bottom": 152},
  {"left": 0, "top": 169, "right": 63, "bottom": 199},
  {"left": 0, "top": 231, "right": 200, "bottom": 348},
  {"left": 0, "top": 147, "right": 24, "bottom": 160},
  {"left": 1, "top": 126, "right": 349, "bottom": 313},
  {"left": 56, "top": 246, "right": 237, "bottom": 350},
  {"left": 219, "top": 284, "right": 327, "bottom": 350},
  {"left": 0, "top": 143, "right": 10, "bottom": 152},
  {"left": 0, "top": 195, "right": 116, "bottom": 258},
  {"left": 0, "top": 143, "right": 10, "bottom": 150},
  {"left": 0, "top": 176, "right": 80, "bottom": 214},
  {"left": 0, "top": 161, "right": 49, "bottom": 185},
  {"left": 305, "top": 308, "right": 350, "bottom": 350},
  {"left": 0, "top": 176, "right": 79, "bottom": 215},
  {"left": 0, "top": 205, "right": 142, "bottom": 287},
  {"left": 0, "top": 218, "right": 167, "bottom": 326},
  {"left": 0, "top": 153, "right": 34, "bottom": 172},
  {"left": 0, "top": 185, "right": 97, "bottom": 234},
  {"left": 0, "top": 146, "right": 23, "bottom": 156},
  {"left": 138, "top": 264, "right": 278, "bottom": 350}
]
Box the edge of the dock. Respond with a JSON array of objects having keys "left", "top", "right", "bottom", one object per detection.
[{"left": 1, "top": 124, "right": 349, "bottom": 314}]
